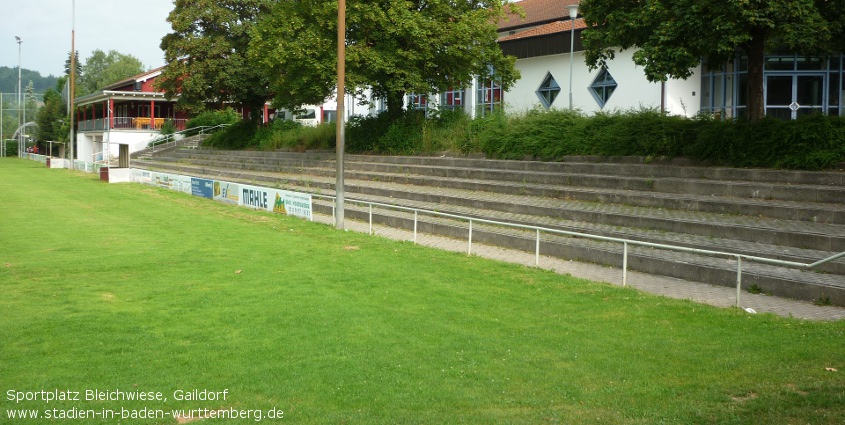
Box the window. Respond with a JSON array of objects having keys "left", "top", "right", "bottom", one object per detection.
[
  {"left": 296, "top": 109, "right": 316, "bottom": 119},
  {"left": 589, "top": 68, "right": 617, "bottom": 108},
  {"left": 439, "top": 88, "right": 464, "bottom": 111},
  {"left": 535, "top": 73, "right": 560, "bottom": 109},
  {"left": 476, "top": 77, "right": 503, "bottom": 116},
  {"left": 407, "top": 93, "right": 427, "bottom": 111}
]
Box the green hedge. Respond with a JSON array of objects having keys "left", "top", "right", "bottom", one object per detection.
[
  {"left": 202, "top": 108, "right": 845, "bottom": 170},
  {"left": 476, "top": 109, "right": 845, "bottom": 170}
]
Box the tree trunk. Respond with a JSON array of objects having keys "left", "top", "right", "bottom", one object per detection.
[
  {"left": 744, "top": 30, "right": 766, "bottom": 122},
  {"left": 385, "top": 90, "right": 406, "bottom": 120}
]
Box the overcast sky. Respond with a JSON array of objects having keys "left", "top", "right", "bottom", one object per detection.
[{"left": 0, "top": 0, "right": 174, "bottom": 77}]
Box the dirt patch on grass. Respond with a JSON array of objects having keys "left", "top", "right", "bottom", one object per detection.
[
  {"left": 101, "top": 292, "right": 116, "bottom": 302},
  {"left": 730, "top": 392, "right": 758, "bottom": 403},
  {"left": 343, "top": 246, "right": 360, "bottom": 251},
  {"left": 785, "top": 384, "right": 808, "bottom": 396}
]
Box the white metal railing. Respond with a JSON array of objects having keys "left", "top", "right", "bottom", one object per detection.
[
  {"left": 312, "top": 194, "right": 845, "bottom": 308},
  {"left": 135, "top": 124, "right": 232, "bottom": 157}
]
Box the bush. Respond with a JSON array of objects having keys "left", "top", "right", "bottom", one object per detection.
[
  {"left": 188, "top": 104, "right": 845, "bottom": 170},
  {"left": 686, "top": 114, "right": 845, "bottom": 170},
  {"left": 160, "top": 119, "right": 177, "bottom": 136},
  {"left": 185, "top": 108, "right": 240, "bottom": 136},
  {"left": 259, "top": 120, "right": 335, "bottom": 151},
  {"left": 205, "top": 121, "right": 259, "bottom": 150}
]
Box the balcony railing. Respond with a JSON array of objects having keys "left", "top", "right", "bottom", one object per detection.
[{"left": 77, "top": 118, "right": 187, "bottom": 132}]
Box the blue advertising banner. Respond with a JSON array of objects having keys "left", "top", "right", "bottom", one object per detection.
[{"left": 191, "top": 177, "right": 214, "bottom": 199}]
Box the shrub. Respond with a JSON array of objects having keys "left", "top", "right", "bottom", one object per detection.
[
  {"left": 259, "top": 121, "right": 335, "bottom": 151},
  {"left": 205, "top": 120, "right": 258, "bottom": 150},
  {"left": 189, "top": 104, "right": 845, "bottom": 170},
  {"left": 185, "top": 108, "right": 240, "bottom": 136},
  {"left": 160, "top": 119, "right": 177, "bottom": 136}
]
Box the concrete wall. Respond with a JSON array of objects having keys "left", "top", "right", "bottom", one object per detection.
[
  {"left": 506, "top": 49, "right": 701, "bottom": 117},
  {"left": 75, "top": 130, "right": 158, "bottom": 162},
  {"left": 664, "top": 66, "right": 701, "bottom": 116}
]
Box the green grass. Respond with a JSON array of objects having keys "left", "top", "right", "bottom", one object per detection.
[{"left": 1, "top": 158, "right": 843, "bottom": 424}]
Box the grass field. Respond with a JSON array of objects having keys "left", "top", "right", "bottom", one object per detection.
[{"left": 1, "top": 158, "right": 843, "bottom": 424}]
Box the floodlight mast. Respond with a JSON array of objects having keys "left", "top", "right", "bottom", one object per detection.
[
  {"left": 335, "top": 0, "right": 346, "bottom": 229},
  {"left": 16, "top": 36, "right": 22, "bottom": 157},
  {"left": 69, "top": 0, "right": 76, "bottom": 169}
]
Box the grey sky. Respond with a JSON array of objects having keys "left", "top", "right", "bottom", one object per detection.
[{"left": 0, "top": 0, "right": 174, "bottom": 77}]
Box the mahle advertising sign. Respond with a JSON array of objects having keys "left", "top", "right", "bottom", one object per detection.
[{"left": 239, "top": 184, "right": 312, "bottom": 220}]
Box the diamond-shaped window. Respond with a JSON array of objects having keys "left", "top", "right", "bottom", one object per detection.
[
  {"left": 589, "top": 68, "right": 618, "bottom": 108},
  {"left": 536, "top": 73, "right": 560, "bottom": 109}
]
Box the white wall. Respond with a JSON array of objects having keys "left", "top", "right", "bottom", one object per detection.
[
  {"left": 76, "top": 133, "right": 93, "bottom": 162},
  {"left": 664, "top": 66, "right": 701, "bottom": 116},
  {"left": 506, "top": 49, "right": 700, "bottom": 117},
  {"left": 75, "top": 130, "right": 160, "bottom": 162}
]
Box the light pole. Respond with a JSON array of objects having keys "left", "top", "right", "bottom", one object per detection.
[
  {"left": 16, "top": 36, "right": 22, "bottom": 157},
  {"left": 335, "top": 0, "right": 346, "bottom": 229},
  {"left": 567, "top": 4, "right": 578, "bottom": 110},
  {"left": 69, "top": 0, "right": 75, "bottom": 169}
]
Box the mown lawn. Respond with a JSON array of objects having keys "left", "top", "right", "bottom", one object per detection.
[{"left": 0, "top": 158, "right": 843, "bottom": 424}]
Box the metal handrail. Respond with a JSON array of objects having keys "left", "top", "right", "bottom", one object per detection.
[
  {"left": 310, "top": 193, "right": 844, "bottom": 307},
  {"left": 137, "top": 124, "right": 232, "bottom": 156}
]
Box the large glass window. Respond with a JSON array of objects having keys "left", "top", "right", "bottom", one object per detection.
[
  {"left": 476, "top": 77, "right": 503, "bottom": 117},
  {"left": 588, "top": 68, "right": 617, "bottom": 108},
  {"left": 407, "top": 93, "right": 427, "bottom": 112},
  {"left": 439, "top": 88, "right": 464, "bottom": 111},
  {"left": 701, "top": 53, "right": 844, "bottom": 119},
  {"left": 535, "top": 73, "right": 560, "bottom": 109}
]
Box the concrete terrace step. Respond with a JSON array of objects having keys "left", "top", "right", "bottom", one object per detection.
[
  {"left": 181, "top": 150, "right": 845, "bottom": 185},
  {"left": 134, "top": 159, "right": 845, "bottom": 253},
  {"left": 133, "top": 158, "right": 845, "bottom": 261},
  {"left": 150, "top": 152, "right": 845, "bottom": 224}
]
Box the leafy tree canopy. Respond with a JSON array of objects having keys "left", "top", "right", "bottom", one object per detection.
[
  {"left": 79, "top": 50, "right": 144, "bottom": 96},
  {"left": 36, "top": 78, "right": 69, "bottom": 142},
  {"left": 248, "top": 0, "right": 519, "bottom": 115},
  {"left": 580, "top": 0, "right": 844, "bottom": 121},
  {"left": 0, "top": 67, "right": 58, "bottom": 94},
  {"left": 158, "top": 0, "right": 272, "bottom": 116}
]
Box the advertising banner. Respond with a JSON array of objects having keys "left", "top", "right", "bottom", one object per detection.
[
  {"left": 213, "top": 181, "right": 240, "bottom": 205},
  {"left": 239, "top": 184, "right": 274, "bottom": 211},
  {"left": 148, "top": 172, "right": 191, "bottom": 193},
  {"left": 131, "top": 169, "right": 152, "bottom": 184},
  {"left": 191, "top": 177, "right": 214, "bottom": 199},
  {"left": 238, "top": 184, "right": 311, "bottom": 220},
  {"left": 274, "top": 189, "right": 312, "bottom": 220}
]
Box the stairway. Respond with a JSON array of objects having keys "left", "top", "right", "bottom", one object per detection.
[{"left": 133, "top": 150, "right": 845, "bottom": 306}]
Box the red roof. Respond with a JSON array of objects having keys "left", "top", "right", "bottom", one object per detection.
[
  {"left": 499, "top": 19, "right": 586, "bottom": 42},
  {"left": 102, "top": 66, "right": 166, "bottom": 91},
  {"left": 499, "top": 0, "right": 581, "bottom": 31}
]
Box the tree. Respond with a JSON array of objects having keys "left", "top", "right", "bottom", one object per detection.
[
  {"left": 580, "top": 0, "right": 842, "bottom": 121},
  {"left": 24, "top": 81, "right": 38, "bottom": 125},
  {"left": 65, "top": 50, "right": 82, "bottom": 82},
  {"left": 248, "top": 0, "right": 519, "bottom": 117},
  {"left": 36, "top": 78, "right": 68, "bottom": 142},
  {"left": 158, "top": 0, "right": 272, "bottom": 116},
  {"left": 78, "top": 50, "right": 144, "bottom": 96}
]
